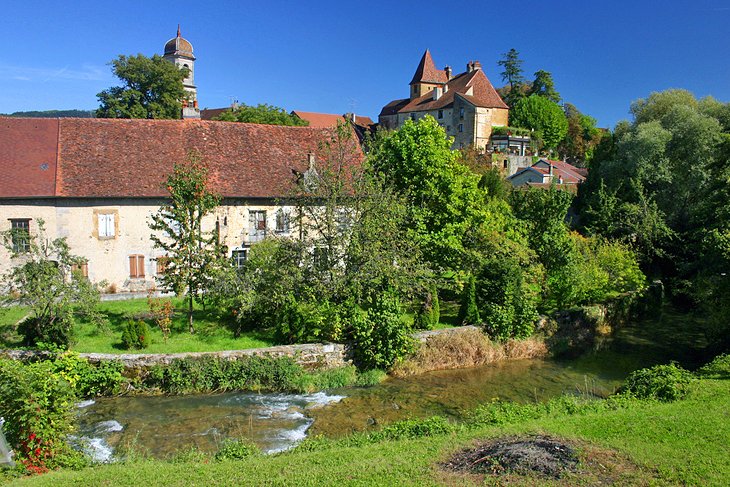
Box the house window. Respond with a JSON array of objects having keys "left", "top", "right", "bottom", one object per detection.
[
  {"left": 437, "top": 109, "right": 443, "bottom": 119},
  {"left": 275, "top": 209, "right": 290, "bottom": 234},
  {"left": 71, "top": 261, "right": 89, "bottom": 279},
  {"left": 232, "top": 248, "right": 248, "bottom": 268},
  {"left": 97, "top": 212, "right": 115, "bottom": 239},
  {"left": 129, "top": 255, "right": 145, "bottom": 278},
  {"left": 458, "top": 123, "right": 464, "bottom": 133},
  {"left": 156, "top": 256, "right": 170, "bottom": 275},
  {"left": 9, "top": 219, "right": 30, "bottom": 253},
  {"left": 410, "top": 113, "right": 416, "bottom": 121},
  {"left": 459, "top": 108, "right": 465, "bottom": 119},
  {"left": 248, "top": 210, "right": 267, "bottom": 243}
]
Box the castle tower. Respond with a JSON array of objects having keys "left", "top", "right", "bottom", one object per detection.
[{"left": 163, "top": 25, "right": 200, "bottom": 119}]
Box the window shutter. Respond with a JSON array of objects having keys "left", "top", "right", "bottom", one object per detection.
[
  {"left": 106, "top": 214, "right": 114, "bottom": 237},
  {"left": 137, "top": 255, "right": 145, "bottom": 278},
  {"left": 129, "top": 255, "right": 137, "bottom": 278}
]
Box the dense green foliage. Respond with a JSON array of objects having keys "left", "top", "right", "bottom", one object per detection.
[
  {"left": 120, "top": 319, "right": 151, "bottom": 350},
  {"left": 149, "top": 153, "right": 222, "bottom": 333},
  {"left": 2, "top": 110, "right": 93, "bottom": 118},
  {"left": 214, "top": 103, "right": 308, "bottom": 126},
  {"left": 0, "top": 359, "right": 84, "bottom": 474},
  {"left": 528, "top": 69, "right": 561, "bottom": 103},
  {"left": 457, "top": 274, "right": 480, "bottom": 326},
  {"left": 579, "top": 89, "right": 730, "bottom": 348},
  {"left": 620, "top": 363, "right": 693, "bottom": 401},
  {"left": 1, "top": 220, "right": 103, "bottom": 347},
  {"left": 510, "top": 95, "right": 569, "bottom": 150},
  {"left": 214, "top": 439, "right": 260, "bottom": 461},
  {"left": 413, "top": 282, "right": 439, "bottom": 330},
  {"left": 96, "top": 54, "right": 187, "bottom": 119}
]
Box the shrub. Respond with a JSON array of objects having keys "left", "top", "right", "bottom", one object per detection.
[
  {"left": 121, "top": 319, "right": 151, "bottom": 350},
  {"left": 414, "top": 283, "right": 440, "bottom": 330},
  {"left": 273, "top": 298, "right": 342, "bottom": 344},
  {"left": 0, "top": 358, "right": 84, "bottom": 473},
  {"left": 214, "top": 438, "right": 260, "bottom": 461},
  {"left": 51, "top": 352, "right": 125, "bottom": 397},
  {"left": 696, "top": 354, "right": 730, "bottom": 379},
  {"left": 457, "top": 274, "right": 481, "bottom": 326},
  {"left": 621, "top": 363, "right": 693, "bottom": 401},
  {"left": 348, "top": 293, "right": 414, "bottom": 370}
]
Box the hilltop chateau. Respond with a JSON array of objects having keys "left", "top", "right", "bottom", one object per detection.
[{"left": 379, "top": 50, "right": 509, "bottom": 149}]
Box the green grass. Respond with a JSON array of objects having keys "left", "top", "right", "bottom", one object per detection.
[
  {"left": 1, "top": 298, "right": 274, "bottom": 354},
  {"left": 9, "top": 373, "right": 729, "bottom": 485}
]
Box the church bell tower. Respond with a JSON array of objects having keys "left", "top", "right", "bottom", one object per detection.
[{"left": 163, "top": 25, "right": 200, "bottom": 119}]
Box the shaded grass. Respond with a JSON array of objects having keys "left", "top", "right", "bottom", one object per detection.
[{"left": 10, "top": 377, "right": 729, "bottom": 486}]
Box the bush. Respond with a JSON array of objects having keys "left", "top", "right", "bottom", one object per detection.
[
  {"left": 349, "top": 293, "right": 414, "bottom": 370},
  {"left": 457, "top": 274, "right": 480, "bottom": 326},
  {"left": 696, "top": 354, "right": 730, "bottom": 379},
  {"left": 621, "top": 363, "right": 693, "bottom": 401},
  {"left": 17, "top": 312, "right": 74, "bottom": 349},
  {"left": 0, "top": 358, "right": 84, "bottom": 473},
  {"left": 273, "top": 298, "right": 342, "bottom": 344},
  {"left": 121, "top": 319, "right": 151, "bottom": 350},
  {"left": 51, "top": 352, "right": 125, "bottom": 397},
  {"left": 214, "top": 438, "right": 260, "bottom": 461},
  {"left": 414, "top": 283, "right": 440, "bottom": 330}
]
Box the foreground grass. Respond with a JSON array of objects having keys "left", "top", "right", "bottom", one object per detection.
[{"left": 10, "top": 375, "right": 729, "bottom": 486}]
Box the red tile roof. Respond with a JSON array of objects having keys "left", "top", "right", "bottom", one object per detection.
[
  {"left": 0, "top": 118, "right": 361, "bottom": 199},
  {"left": 409, "top": 50, "right": 448, "bottom": 85},
  {"left": 381, "top": 68, "right": 507, "bottom": 117},
  {"left": 199, "top": 107, "right": 229, "bottom": 120},
  {"left": 509, "top": 159, "right": 587, "bottom": 186},
  {"left": 291, "top": 111, "right": 375, "bottom": 129}
]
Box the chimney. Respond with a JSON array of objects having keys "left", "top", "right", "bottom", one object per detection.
[
  {"left": 445, "top": 65, "right": 452, "bottom": 79},
  {"left": 467, "top": 61, "right": 474, "bottom": 73},
  {"left": 472, "top": 61, "right": 482, "bottom": 71},
  {"left": 433, "top": 87, "right": 443, "bottom": 101}
]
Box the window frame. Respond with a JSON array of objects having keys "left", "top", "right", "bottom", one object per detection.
[
  {"left": 129, "top": 254, "right": 145, "bottom": 279},
  {"left": 248, "top": 210, "right": 267, "bottom": 243},
  {"left": 231, "top": 248, "right": 249, "bottom": 268},
  {"left": 9, "top": 219, "right": 30, "bottom": 253},
  {"left": 275, "top": 209, "right": 291, "bottom": 234}
]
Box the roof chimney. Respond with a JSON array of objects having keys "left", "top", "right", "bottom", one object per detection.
[
  {"left": 445, "top": 66, "right": 452, "bottom": 79},
  {"left": 472, "top": 61, "right": 482, "bottom": 71},
  {"left": 433, "top": 87, "right": 443, "bottom": 101},
  {"left": 467, "top": 61, "right": 474, "bottom": 73}
]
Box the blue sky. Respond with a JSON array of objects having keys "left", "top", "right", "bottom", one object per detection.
[{"left": 1, "top": 0, "right": 728, "bottom": 128}]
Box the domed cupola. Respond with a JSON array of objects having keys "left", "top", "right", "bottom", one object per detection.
[{"left": 164, "top": 25, "right": 195, "bottom": 60}]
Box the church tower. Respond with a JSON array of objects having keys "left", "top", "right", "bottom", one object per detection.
[{"left": 163, "top": 25, "right": 200, "bottom": 119}]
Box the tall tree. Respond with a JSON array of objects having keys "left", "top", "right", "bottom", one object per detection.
[
  {"left": 215, "top": 103, "right": 308, "bottom": 126},
  {"left": 368, "top": 116, "right": 485, "bottom": 272},
  {"left": 497, "top": 48, "right": 527, "bottom": 108},
  {"left": 96, "top": 54, "right": 188, "bottom": 119},
  {"left": 150, "top": 152, "right": 222, "bottom": 333},
  {"left": 510, "top": 95, "right": 569, "bottom": 151},
  {"left": 529, "top": 70, "right": 561, "bottom": 103},
  {"left": 559, "top": 103, "right": 603, "bottom": 166}
]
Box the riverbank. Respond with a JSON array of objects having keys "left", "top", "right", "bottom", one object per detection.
[{"left": 8, "top": 358, "right": 729, "bottom": 486}]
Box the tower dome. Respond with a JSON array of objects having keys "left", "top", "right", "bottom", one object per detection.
[{"left": 164, "top": 25, "right": 195, "bottom": 60}]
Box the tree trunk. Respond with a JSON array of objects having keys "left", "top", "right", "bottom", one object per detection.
[{"left": 188, "top": 293, "right": 195, "bottom": 334}]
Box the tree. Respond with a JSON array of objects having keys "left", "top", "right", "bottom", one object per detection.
[
  {"left": 510, "top": 95, "right": 569, "bottom": 151},
  {"left": 1, "top": 220, "right": 102, "bottom": 347},
  {"left": 497, "top": 49, "right": 527, "bottom": 108},
  {"left": 528, "top": 70, "right": 561, "bottom": 103},
  {"left": 215, "top": 103, "right": 308, "bottom": 126},
  {"left": 558, "top": 103, "right": 603, "bottom": 167},
  {"left": 497, "top": 48, "right": 525, "bottom": 90},
  {"left": 369, "top": 116, "right": 486, "bottom": 272},
  {"left": 96, "top": 54, "right": 188, "bottom": 119},
  {"left": 150, "top": 152, "right": 222, "bottom": 333}
]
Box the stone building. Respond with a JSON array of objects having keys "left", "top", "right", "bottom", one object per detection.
[
  {"left": 0, "top": 117, "right": 350, "bottom": 292},
  {"left": 379, "top": 50, "right": 509, "bottom": 149}
]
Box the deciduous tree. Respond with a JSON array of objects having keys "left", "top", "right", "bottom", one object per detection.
[
  {"left": 215, "top": 103, "right": 308, "bottom": 126},
  {"left": 96, "top": 54, "right": 188, "bottom": 119}
]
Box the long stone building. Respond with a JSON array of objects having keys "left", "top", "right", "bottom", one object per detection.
[
  {"left": 0, "top": 117, "right": 347, "bottom": 292},
  {"left": 379, "top": 50, "right": 509, "bottom": 149}
]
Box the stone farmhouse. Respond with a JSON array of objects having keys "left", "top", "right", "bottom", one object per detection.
[
  {"left": 379, "top": 50, "right": 509, "bottom": 149},
  {"left": 0, "top": 117, "right": 347, "bottom": 292}
]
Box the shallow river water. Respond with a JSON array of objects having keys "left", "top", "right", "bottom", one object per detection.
[{"left": 75, "top": 308, "right": 706, "bottom": 461}]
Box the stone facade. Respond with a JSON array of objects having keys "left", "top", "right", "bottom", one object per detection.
[{"left": 0, "top": 198, "right": 299, "bottom": 293}]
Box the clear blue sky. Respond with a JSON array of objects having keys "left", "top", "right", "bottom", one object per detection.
[{"left": 1, "top": 0, "right": 728, "bottom": 128}]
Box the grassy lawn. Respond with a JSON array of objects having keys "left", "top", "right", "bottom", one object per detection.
[
  {"left": 10, "top": 373, "right": 729, "bottom": 485},
  {"left": 0, "top": 298, "right": 274, "bottom": 354}
]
